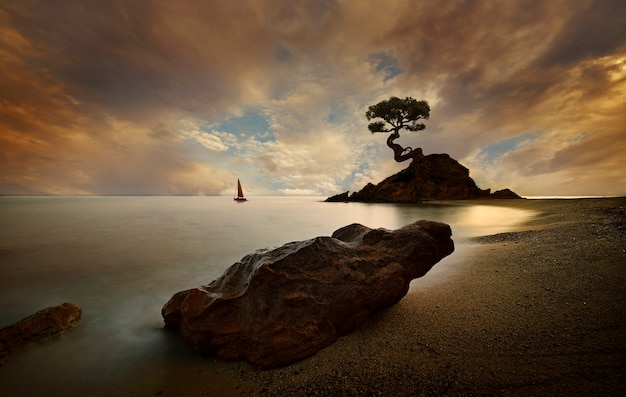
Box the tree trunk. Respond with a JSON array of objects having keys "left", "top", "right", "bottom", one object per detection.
[{"left": 386, "top": 130, "right": 423, "bottom": 162}]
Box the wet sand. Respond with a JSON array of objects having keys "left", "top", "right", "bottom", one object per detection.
[{"left": 100, "top": 198, "right": 626, "bottom": 396}]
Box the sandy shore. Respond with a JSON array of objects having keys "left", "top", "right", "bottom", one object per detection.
[{"left": 122, "top": 198, "right": 626, "bottom": 396}]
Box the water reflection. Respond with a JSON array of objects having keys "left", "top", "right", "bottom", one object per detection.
[
  {"left": 328, "top": 201, "right": 534, "bottom": 241},
  {"left": 0, "top": 196, "right": 536, "bottom": 396}
]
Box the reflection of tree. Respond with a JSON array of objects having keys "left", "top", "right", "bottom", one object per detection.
[{"left": 366, "top": 96, "right": 430, "bottom": 163}]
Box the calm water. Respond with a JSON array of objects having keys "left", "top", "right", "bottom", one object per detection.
[{"left": 0, "top": 196, "right": 535, "bottom": 395}]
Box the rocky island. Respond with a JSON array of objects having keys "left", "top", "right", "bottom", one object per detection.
[
  {"left": 326, "top": 153, "right": 521, "bottom": 202},
  {"left": 327, "top": 96, "right": 521, "bottom": 203}
]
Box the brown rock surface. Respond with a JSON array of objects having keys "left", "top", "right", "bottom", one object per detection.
[
  {"left": 0, "top": 302, "right": 82, "bottom": 366},
  {"left": 162, "top": 220, "right": 454, "bottom": 369}
]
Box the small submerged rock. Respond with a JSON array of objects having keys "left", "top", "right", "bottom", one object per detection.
[
  {"left": 162, "top": 220, "right": 454, "bottom": 369},
  {"left": 0, "top": 302, "right": 82, "bottom": 366}
]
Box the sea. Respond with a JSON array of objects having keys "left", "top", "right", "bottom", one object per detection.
[{"left": 0, "top": 196, "right": 535, "bottom": 395}]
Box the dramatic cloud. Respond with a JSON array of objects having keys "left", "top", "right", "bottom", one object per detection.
[{"left": 1, "top": 0, "right": 625, "bottom": 196}]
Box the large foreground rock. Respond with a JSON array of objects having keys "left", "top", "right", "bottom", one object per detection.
[
  {"left": 162, "top": 220, "right": 454, "bottom": 369},
  {"left": 326, "top": 153, "right": 522, "bottom": 202},
  {"left": 0, "top": 302, "right": 82, "bottom": 366}
]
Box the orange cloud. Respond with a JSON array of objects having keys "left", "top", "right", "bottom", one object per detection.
[{"left": 1, "top": 1, "right": 624, "bottom": 196}]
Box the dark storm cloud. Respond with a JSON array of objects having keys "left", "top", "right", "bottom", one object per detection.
[
  {"left": 386, "top": 1, "right": 625, "bottom": 147},
  {"left": 537, "top": 0, "right": 626, "bottom": 68},
  {"left": 2, "top": 0, "right": 283, "bottom": 121}
]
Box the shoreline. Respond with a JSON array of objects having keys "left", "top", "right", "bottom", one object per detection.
[
  {"left": 112, "top": 197, "right": 624, "bottom": 396},
  {"left": 229, "top": 197, "right": 625, "bottom": 396},
  {"left": 3, "top": 198, "right": 624, "bottom": 396},
  {"left": 233, "top": 198, "right": 626, "bottom": 396}
]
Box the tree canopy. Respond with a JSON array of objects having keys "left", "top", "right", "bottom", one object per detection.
[{"left": 365, "top": 96, "right": 430, "bottom": 163}]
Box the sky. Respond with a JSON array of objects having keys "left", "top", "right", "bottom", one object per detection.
[{"left": 1, "top": 0, "right": 625, "bottom": 197}]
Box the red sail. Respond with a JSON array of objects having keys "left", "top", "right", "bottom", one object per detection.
[
  {"left": 237, "top": 179, "right": 244, "bottom": 198},
  {"left": 234, "top": 179, "right": 246, "bottom": 201}
]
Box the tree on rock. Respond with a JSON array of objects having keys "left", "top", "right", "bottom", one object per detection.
[{"left": 366, "top": 96, "right": 430, "bottom": 163}]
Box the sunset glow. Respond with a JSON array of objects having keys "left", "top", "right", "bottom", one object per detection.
[{"left": 1, "top": 1, "right": 624, "bottom": 197}]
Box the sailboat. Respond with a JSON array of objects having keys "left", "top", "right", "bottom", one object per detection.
[{"left": 234, "top": 178, "right": 247, "bottom": 202}]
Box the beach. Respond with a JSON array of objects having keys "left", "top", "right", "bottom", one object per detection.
[
  {"left": 2, "top": 198, "right": 625, "bottom": 396},
  {"left": 137, "top": 197, "right": 625, "bottom": 396}
]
